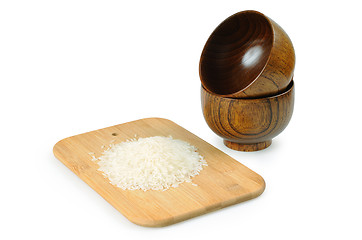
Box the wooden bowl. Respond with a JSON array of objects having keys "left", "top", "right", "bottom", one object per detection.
[
  {"left": 201, "top": 81, "right": 295, "bottom": 151},
  {"left": 199, "top": 10, "right": 295, "bottom": 98}
]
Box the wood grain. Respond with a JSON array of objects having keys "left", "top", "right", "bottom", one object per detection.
[
  {"left": 201, "top": 81, "right": 294, "bottom": 151},
  {"left": 53, "top": 118, "right": 265, "bottom": 227},
  {"left": 199, "top": 10, "right": 295, "bottom": 98}
]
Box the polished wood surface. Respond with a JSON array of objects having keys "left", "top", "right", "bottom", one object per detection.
[
  {"left": 224, "top": 140, "right": 272, "bottom": 152},
  {"left": 201, "top": 81, "right": 294, "bottom": 151},
  {"left": 200, "top": 10, "right": 295, "bottom": 98},
  {"left": 53, "top": 118, "right": 265, "bottom": 227}
]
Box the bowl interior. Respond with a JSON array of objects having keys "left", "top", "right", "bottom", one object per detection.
[{"left": 200, "top": 11, "right": 274, "bottom": 95}]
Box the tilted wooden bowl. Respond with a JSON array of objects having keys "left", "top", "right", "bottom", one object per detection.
[
  {"left": 199, "top": 10, "right": 295, "bottom": 98},
  {"left": 201, "top": 81, "right": 295, "bottom": 151}
]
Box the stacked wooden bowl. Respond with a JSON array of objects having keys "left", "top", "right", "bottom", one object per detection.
[{"left": 200, "top": 10, "right": 295, "bottom": 151}]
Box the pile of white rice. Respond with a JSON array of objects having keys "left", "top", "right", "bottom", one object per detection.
[{"left": 91, "top": 136, "right": 207, "bottom": 191}]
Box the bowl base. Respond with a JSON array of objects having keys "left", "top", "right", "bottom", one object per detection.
[{"left": 224, "top": 140, "right": 272, "bottom": 152}]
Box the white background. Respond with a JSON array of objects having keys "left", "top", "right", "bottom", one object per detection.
[{"left": 1, "top": 0, "right": 361, "bottom": 239}]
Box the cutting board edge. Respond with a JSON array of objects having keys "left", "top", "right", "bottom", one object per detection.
[{"left": 130, "top": 182, "right": 266, "bottom": 227}]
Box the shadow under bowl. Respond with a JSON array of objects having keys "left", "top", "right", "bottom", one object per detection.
[
  {"left": 201, "top": 80, "right": 295, "bottom": 151},
  {"left": 199, "top": 10, "right": 295, "bottom": 98}
]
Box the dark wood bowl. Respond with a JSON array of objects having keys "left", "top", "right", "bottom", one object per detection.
[
  {"left": 201, "top": 81, "right": 294, "bottom": 151},
  {"left": 199, "top": 10, "right": 295, "bottom": 98}
]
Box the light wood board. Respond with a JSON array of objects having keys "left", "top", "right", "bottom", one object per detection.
[{"left": 53, "top": 118, "right": 265, "bottom": 227}]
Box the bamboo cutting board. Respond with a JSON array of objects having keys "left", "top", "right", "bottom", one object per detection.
[{"left": 53, "top": 118, "right": 265, "bottom": 227}]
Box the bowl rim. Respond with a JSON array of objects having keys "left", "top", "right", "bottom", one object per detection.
[
  {"left": 199, "top": 10, "right": 275, "bottom": 97},
  {"left": 201, "top": 80, "right": 294, "bottom": 100}
]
